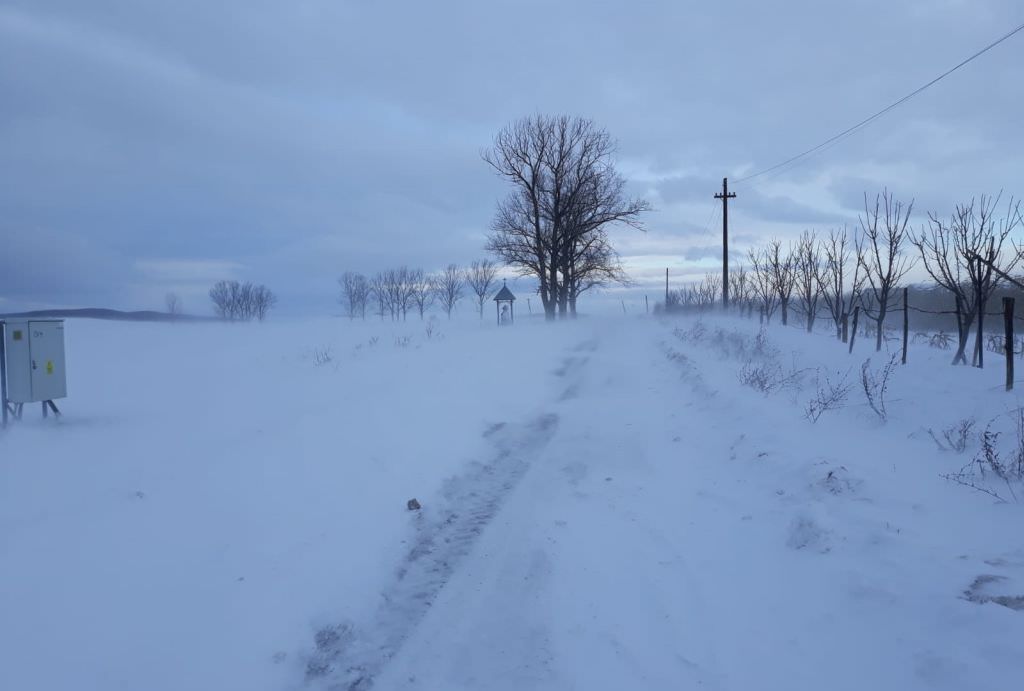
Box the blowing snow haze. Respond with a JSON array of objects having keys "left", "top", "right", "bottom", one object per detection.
[
  {"left": 4, "top": 3, "right": 1024, "bottom": 691},
  {"left": 2, "top": 1, "right": 1023, "bottom": 314}
]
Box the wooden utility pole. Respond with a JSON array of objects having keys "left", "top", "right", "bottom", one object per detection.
[
  {"left": 1004, "top": 297, "right": 1015, "bottom": 391},
  {"left": 714, "top": 177, "right": 736, "bottom": 309}
]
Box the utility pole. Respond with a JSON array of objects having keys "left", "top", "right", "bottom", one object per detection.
[{"left": 714, "top": 177, "right": 736, "bottom": 309}]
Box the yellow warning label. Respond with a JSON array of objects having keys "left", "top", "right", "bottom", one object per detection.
[{"left": 46, "top": 360, "right": 54, "bottom": 375}]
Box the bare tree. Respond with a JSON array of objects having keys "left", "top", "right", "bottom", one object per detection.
[
  {"left": 564, "top": 229, "right": 628, "bottom": 315},
  {"left": 165, "top": 292, "right": 181, "bottom": 316},
  {"left": 766, "top": 239, "right": 795, "bottom": 325},
  {"left": 435, "top": 264, "right": 465, "bottom": 318},
  {"left": 466, "top": 259, "right": 498, "bottom": 319},
  {"left": 729, "top": 264, "right": 750, "bottom": 313},
  {"left": 748, "top": 246, "right": 780, "bottom": 322},
  {"left": 792, "top": 230, "right": 822, "bottom": 332},
  {"left": 338, "top": 272, "right": 371, "bottom": 320},
  {"left": 369, "top": 272, "right": 389, "bottom": 320},
  {"left": 817, "top": 226, "right": 864, "bottom": 341},
  {"left": 210, "top": 281, "right": 233, "bottom": 320},
  {"left": 250, "top": 285, "right": 277, "bottom": 321},
  {"left": 860, "top": 189, "right": 915, "bottom": 351},
  {"left": 697, "top": 272, "right": 721, "bottom": 309},
  {"left": 409, "top": 269, "right": 436, "bottom": 319},
  {"left": 484, "top": 114, "right": 648, "bottom": 320},
  {"left": 958, "top": 195, "right": 1022, "bottom": 366}
]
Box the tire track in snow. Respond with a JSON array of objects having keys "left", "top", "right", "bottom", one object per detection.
[{"left": 302, "top": 413, "right": 561, "bottom": 690}]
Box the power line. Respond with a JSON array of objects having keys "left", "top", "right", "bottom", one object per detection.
[{"left": 734, "top": 20, "right": 1024, "bottom": 184}]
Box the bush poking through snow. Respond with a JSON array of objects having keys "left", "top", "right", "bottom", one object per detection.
[
  {"left": 804, "top": 369, "right": 853, "bottom": 422},
  {"left": 940, "top": 411, "right": 1024, "bottom": 502},
  {"left": 424, "top": 318, "right": 439, "bottom": 340},
  {"left": 739, "top": 359, "right": 807, "bottom": 395},
  {"left": 927, "top": 418, "right": 976, "bottom": 453},
  {"left": 929, "top": 332, "right": 953, "bottom": 350},
  {"left": 312, "top": 346, "right": 333, "bottom": 367},
  {"left": 674, "top": 324, "right": 778, "bottom": 364},
  {"left": 860, "top": 355, "right": 897, "bottom": 422}
]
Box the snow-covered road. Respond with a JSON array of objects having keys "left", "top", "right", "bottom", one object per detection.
[{"left": 326, "top": 320, "right": 1024, "bottom": 691}]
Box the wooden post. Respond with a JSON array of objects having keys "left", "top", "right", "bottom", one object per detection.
[
  {"left": 902, "top": 287, "right": 909, "bottom": 365},
  {"left": 975, "top": 257, "right": 984, "bottom": 368},
  {"left": 645, "top": 295, "right": 649, "bottom": 314},
  {"left": 849, "top": 306, "right": 860, "bottom": 354},
  {"left": 1004, "top": 297, "right": 1014, "bottom": 391},
  {"left": 665, "top": 268, "right": 669, "bottom": 305},
  {"left": 0, "top": 321, "right": 7, "bottom": 428}
]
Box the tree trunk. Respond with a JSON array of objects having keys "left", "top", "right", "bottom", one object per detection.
[
  {"left": 952, "top": 296, "right": 968, "bottom": 365},
  {"left": 781, "top": 298, "right": 789, "bottom": 325},
  {"left": 975, "top": 296, "right": 985, "bottom": 368},
  {"left": 874, "top": 298, "right": 886, "bottom": 352}
]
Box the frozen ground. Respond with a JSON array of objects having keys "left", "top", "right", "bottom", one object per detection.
[{"left": 2, "top": 313, "right": 1023, "bottom": 690}]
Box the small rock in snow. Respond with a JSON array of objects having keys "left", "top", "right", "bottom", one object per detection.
[{"left": 407, "top": 498, "right": 421, "bottom": 511}]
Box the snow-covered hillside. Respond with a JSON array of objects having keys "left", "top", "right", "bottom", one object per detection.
[{"left": 2, "top": 314, "right": 1022, "bottom": 690}]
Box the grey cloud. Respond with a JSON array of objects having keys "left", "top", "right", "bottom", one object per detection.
[{"left": 2, "top": 1, "right": 1022, "bottom": 311}]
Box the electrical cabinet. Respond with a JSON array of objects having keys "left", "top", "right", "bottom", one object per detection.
[{"left": 2, "top": 320, "right": 67, "bottom": 403}]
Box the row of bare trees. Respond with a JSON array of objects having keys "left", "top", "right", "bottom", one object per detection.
[
  {"left": 338, "top": 260, "right": 500, "bottom": 320},
  {"left": 209, "top": 280, "right": 277, "bottom": 321},
  {"left": 673, "top": 189, "right": 1024, "bottom": 365}
]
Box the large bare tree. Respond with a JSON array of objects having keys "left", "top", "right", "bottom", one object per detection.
[
  {"left": 859, "top": 190, "right": 915, "bottom": 351},
  {"left": 484, "top": 114, "right": 648, "bottom": 319}
]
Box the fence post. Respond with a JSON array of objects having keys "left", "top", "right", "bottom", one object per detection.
[
  {"left": 849, "top": 306, "right": 859, "bottom": 354},
  {"left": 1004, "top": 297, "right": 1014, "bottom": 391},
  {"left": 902, "top": 287, "right": 909, "bottom": 365}
]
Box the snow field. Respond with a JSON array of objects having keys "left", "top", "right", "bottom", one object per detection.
[{"left": 1, "top": 313, "right": 1022, "bottom": 690}]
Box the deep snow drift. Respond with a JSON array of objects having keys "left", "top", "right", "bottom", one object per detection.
[{"left": 1, "top": 313, "right": 1022, "bottom": 690}]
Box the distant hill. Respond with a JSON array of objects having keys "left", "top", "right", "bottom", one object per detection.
[{"left": 0, "top": 308, "right": 219, "bottom": 322}]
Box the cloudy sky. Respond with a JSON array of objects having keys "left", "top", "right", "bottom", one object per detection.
[{"left": 1, "top": 0, "right": 1021, "bottom": 315}]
